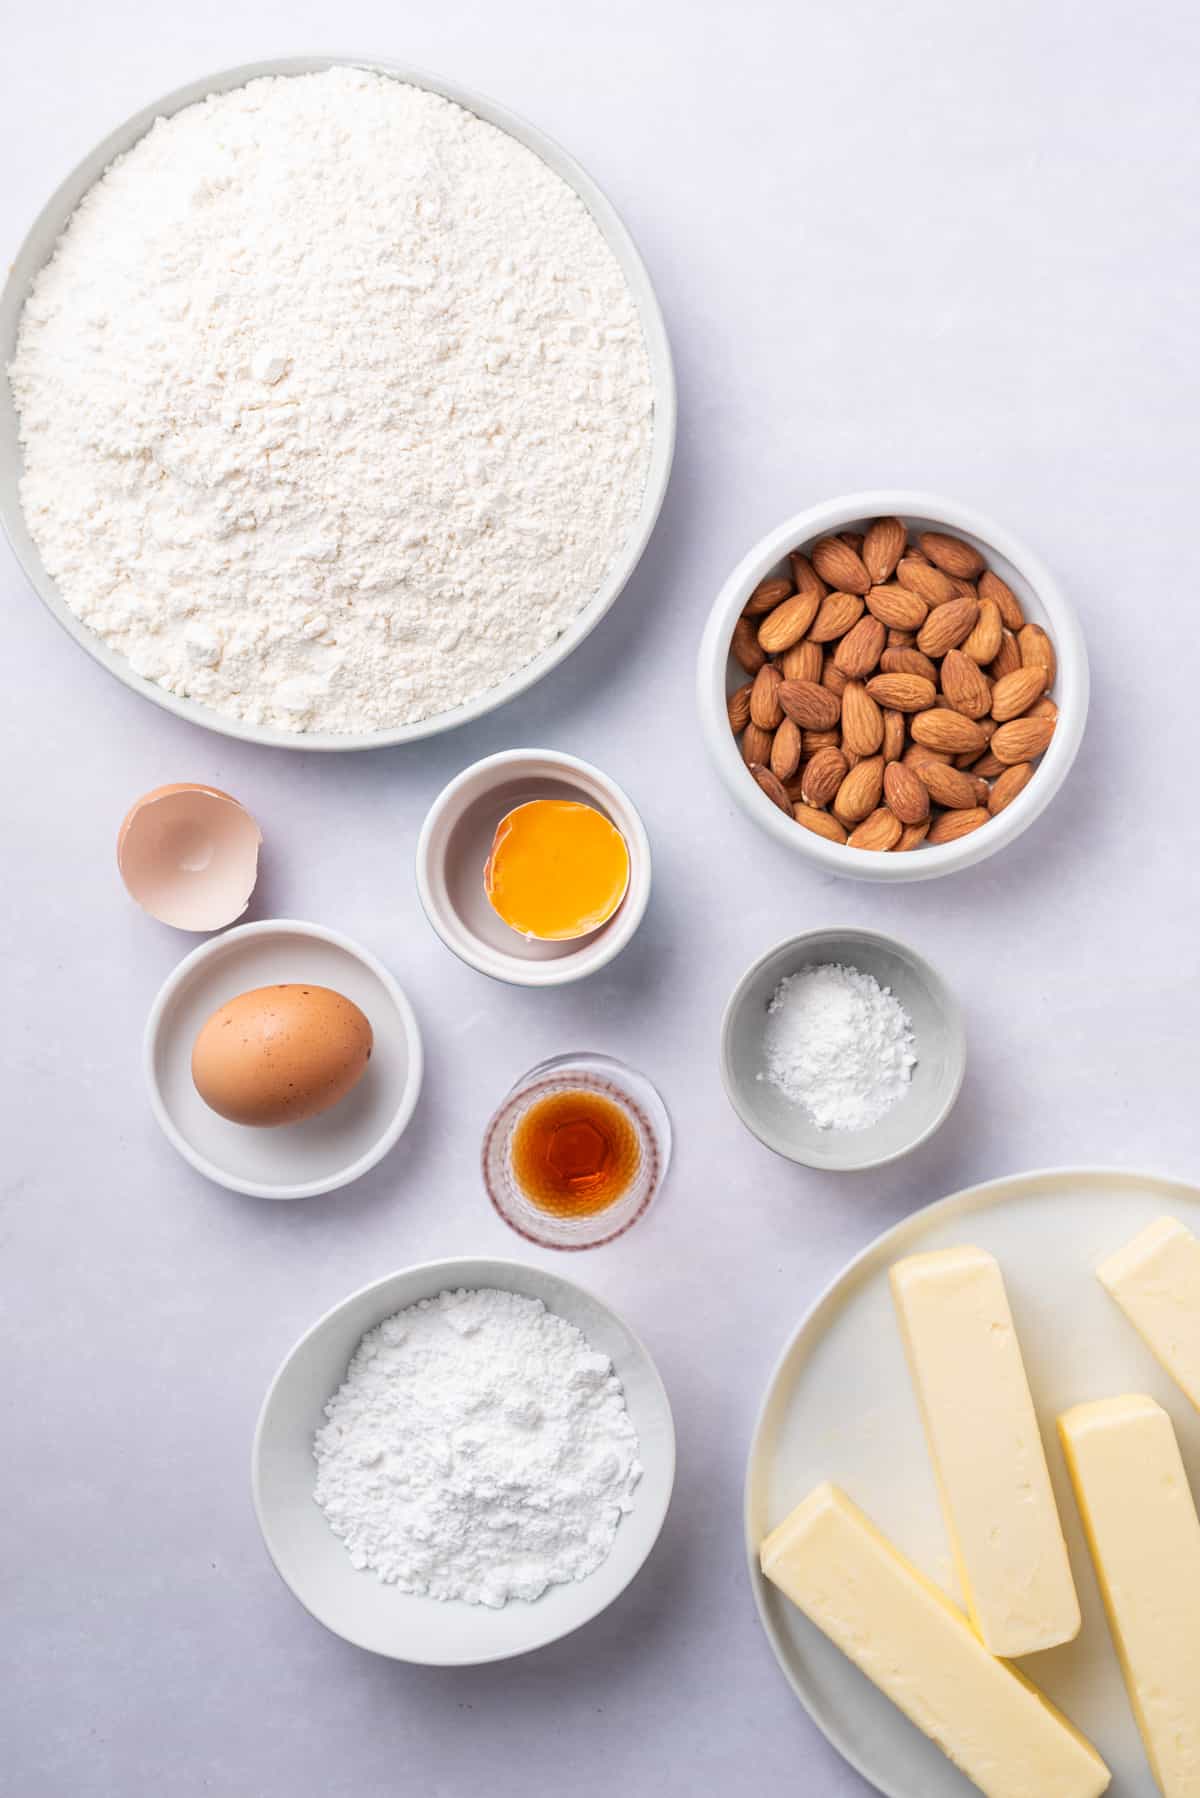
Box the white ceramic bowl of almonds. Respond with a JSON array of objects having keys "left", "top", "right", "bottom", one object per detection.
[{"left": 697, "top": 492, "right": 1088, "bottom": 882}]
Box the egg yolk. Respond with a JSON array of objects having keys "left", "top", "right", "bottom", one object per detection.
[{"left": 484, "top": 800, "right": 630, "bottom": 941}]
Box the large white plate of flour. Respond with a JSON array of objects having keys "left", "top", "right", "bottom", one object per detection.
[
  {"left": 745, "top": 1167, "right": 1200, "bottom": 1798},
  {"left": 253, "top": 1256, "right": 675, "bottom": 1662},
  {"left": 0, "top": 57, "right": 675, "bottom": 750}
]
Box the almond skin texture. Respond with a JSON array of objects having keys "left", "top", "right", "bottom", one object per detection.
[
  {"left": 913, "top": 757, "right": 981, "bottom": 809},
  {"left": 841, "top": 681, "right": 885, "bottom": 756},
  {"left": 991, "top": 715, "right": 1056, "bottom": 764},
  {"left": 884, "top": 761, "right": 931, "bottom": 825},
  {"left": 947, "top": 576, "right": 979, "bottom": 601},
  {"left": 777, "top": 678, "right": 841, "bottom": 731},
  {"left": 743, "top": 575, "right": 792, "bottom": 617},
  {"left": 750, "top": 663, "right": 784, "bottom": 729},
  {"left": 897, "top": 821, "right": 931, "bottom": 852},
  {"left": 865, "top": 672, "right": 936, "bottom": 712},
  {"left": 757, "top": 589, "right": 821, "bottom": 652},
  {"left": 863, "top": 516, "right": 907, "bottom": 585},
  {"left": 865, "top": 583, "right": 928, "bottom": 631},
  {"left": 727, "top": 682, "right": 753, "bottom": 733},
  {"left": 793, "top": 803, "right": 847, "bottom": 844},
  {"left": 971, "top": 751, "right": 1007, "bottom": 779},
  {"left": 822, "top": 662, "right": 849, "bottom": 697},
  {"left": 940, "top": 649, "right": 992, "bottom": 719},
  {"left": 809, "top": 590, "right": 865, "bottom": 642},
  {"left": 886, "top": 629, "right": 916, "bottom": 648},
  {"left": 988, "top": 761, "right": 1035, "bottom": 814},
  {"left": 961, "top": 597, "right": 1003, "bottom": 666},
  {"left": 800, "top": 745, "right": 848, "bottom": 808},
  {"left": 780, "top": 639, "right": 823, "bottom": 683},
  {"left": 927, "top": 807, "right": 990, "bottom": 844},
  {"left": 904, "top": 742, "right": 952, "bottom": 769},
  {"left": 834, "top": 755, "right": 885, "bottom": 824},
  {"left": 802, "top": 728, "right": 841, "bottom": 754},
  {"left": 833, "top": 614, "right": 886, "bottom": 679},
  {"left": 811, "top": 536, "right": 871, "bottom": 595},
  {"left": 749, "top": 764, "right": 793, "bottom": 815},
  {"left": 897, "top": 557, "right": 957, "bottom": 607},
  {"left": 769, "top": 716, "right": 803, "bottom": 781},
  {"left": 731, "top": 616, "right": 766, "bottom": 674},
  {"left": 917, "top": 596, "right": 979, "bottom": 658},
  {"left": 840, "top": 530, "right": 866, "bottom": 553},
  {"left": 789, "top": 552, "right": 827, "bottom": 600},
  {"left": 1019, "top": 623, "right": 1057, "bottom": 685},
  {"left": 991, "top": 665, "right": 1048, "bottom": 721},
  {"left": 741, "top": 723, "right": 774, "bottom": 766},
  {"left": 880, "top": 646, "right": 939, "bottom": 683},
  {"left": 979, "top": 568, "right": 1025, "bottom": 630},
  {"left": 990, "top": 629, "right": 1023, "bottom": 679},
  {"left": 1028, "top": 696, "right": 1058, "bottom": 720},
  {"left": 918, "top": 530, "right": 986, "bottom": 580},
  {"left": 882, "top": 707, "right": 906, "bottom": 761},
  {"left": 848, "top": 807, "right": 903, "bottom": 851},
  {"left": 910, "top": 708, "right": 989, "bottom": 755}
]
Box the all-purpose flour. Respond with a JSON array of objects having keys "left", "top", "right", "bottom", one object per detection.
[
  {"left": 9, "top": 69, "right": 654, "bottom": 733},
  {"left": 313, "top": 1288, "right": 642, "bottom": 1607}
]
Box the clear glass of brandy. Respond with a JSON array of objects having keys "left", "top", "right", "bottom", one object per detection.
[{"left": 481, "top": 1052, "right": 671, "bottom": 1250}]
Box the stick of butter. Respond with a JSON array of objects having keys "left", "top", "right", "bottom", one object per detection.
[
  {"left": 1059, "top": 1395, "right": 1200, "bottom": 1798},
  {"left": 889, "top": 1245, "right": 1081, "bottom": 1656},
  {"left": 1097, "top": 1216, "right": 1200, "bottom": 1411},
  {"left": 759, "top": 1484, "right": 1110, "bottom": 1798}
]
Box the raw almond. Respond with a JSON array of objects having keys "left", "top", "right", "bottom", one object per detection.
[
  {"left": 833, "top": 614, "right": 886, "bottom": 678},
  {"left": 927, "top": 807, "right": 990, "bottom": 844},
  {"left": 780, "top": 639, "right": 823, "bottom": 683},
  {"left": 990, "top": 629, "right": 1022, "bottom": 679},
  {"left": 991, "top": 715, "right": 1056, "bottom": 764},
  {"left": 947, "top": 576, "right": 979, "bottom": 601},
  {"left": 731, "top": 615, "right": 766, "bottom": 674},
  {"left": 918, "top": 530, "right": 986, "bottom": 580},
  {"left": 970, "top": 751, "right": 1007, "bottom": 779},
  {"left": 897, "top": 821, "right": 930, "bottom": 852},
  {"left": 987, "top": 761, "right": 1034, "bottom": 814},
  {"left": 811, "top": 536, "right": 871, "bottom": 595},
  {"left": 880, "top": 646, "right": 939, "bottom": 683},
  {"left": 848, "top": 807, "right": 902, "bottom": 851},
  {"left": 865, "top": 582, "right": 928, "bottom": 631},
  {"left": 904, "top": 741, "right": 952, "bottom": 768},
  {"left": 743, "top": 575, "right": 792, "bottom": 617},
  {"left": 961, "top": 597, "right": 1003, "bottom": 665},
  {"left": 822, "top": 662, "right": 849, "bottom": 697},
  {"left": 800, "top": 745, "right": 848, "bottom": 807},
  {"left": 887, "top": 629, "right": 916, "bottom": 648},
  {"left": 979, "top": 568, "right": 1025, "bottom": 630},
  {"left": 749, "top": 764, "right": 793, "bottom": 815},
  {"left": 917, "top": 596, "right": 979, "bottom": 658},
  {"left": 1019, "top": 623, "right": 1057, "bottom": 685},
  {"left": 883, "top": 761, "right": 931, "bottom": 825},
  {"left": 913, "top": 757, "right": 980, "bottom": 809},
  {"left": 882, "top": 707, "right": 906, "bottom": 762},
  {"left": 789, "top": 552, "right": 826, "bottom": 600},
  {"left": 862, "top": 516, "right": 908, "bottom": 584},
  {"left": 808, "top": 590, "right": 865, "bottom": 642},
  {"left": 897, "top": 557, "right": 957, "bottom": 607},
  {"left": 749, "top": 663, "right": 784, "bottom": 729},
  {"left": 910, "top": 708, "right": 989, "bottom": 755},
  {"left": 769, "top": 717, "right": 803, "bottom": 781},
  {"left": 741, "top": 723, "right": 774, "bottom": 765},
  {"left": 802, "top": 728, "right": 841, "bottom": 753},
  {"left": 1028, "top": 696, "right": 1058, "bottom": 720},
  {"left": 834, "top": 755, "right": 885, "bottom": 823},
  {"left": 793, "top": 803, "right": 847, "bottom": 844},
  {"left": 757, "top": 589, "right": 820, "bottom": 652},
  {"left": 841, "top": 681, "right": 884, "bottom": 756},
  {"left": 727, "top": 681, "right": 753, "bottom": 734},
  {"left": 865, "top": 672, "right": 937, "bottom": 712},
  {"left": 777, "top": 678, "right": 841, "bottom": 731},
  {"left": 991, "top": 665, "right": 1048, "bottom": 721},
  {"left": 939, "top": 649, "right": 992, "bottom": 719}
]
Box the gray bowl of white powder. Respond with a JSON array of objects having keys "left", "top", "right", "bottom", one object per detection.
[
  {"left": 252, "top": 1257, "right": 675, "bottom": 1662},
  {"left": 0, "top": 58, "right": 674, "bottom": 748},
  {"left": 720, "top": 930, "right": 966, "bottom": 1171}
]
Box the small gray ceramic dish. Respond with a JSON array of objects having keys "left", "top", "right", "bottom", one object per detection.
[{"left": 720, "top": 930, "right": 965, "bottom": 1171}]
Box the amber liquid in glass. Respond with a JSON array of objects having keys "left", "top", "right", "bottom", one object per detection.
[{"left": 510, "top": 1088, "right": 641, "bottom": 1218}]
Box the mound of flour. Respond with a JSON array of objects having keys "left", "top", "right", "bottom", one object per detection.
[
  {"left": 313, "top": 1288, "right": 642, "bottom": 1607},
  {"left": 9, "top": 69, "right": 653, "bottom": 732}
]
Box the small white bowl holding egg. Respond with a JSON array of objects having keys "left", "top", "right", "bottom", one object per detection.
[{"left": 144, "top": 920, "right": 423, "bottom": 1199}]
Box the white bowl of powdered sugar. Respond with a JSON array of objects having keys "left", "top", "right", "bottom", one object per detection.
[
  {"left": 0, "top": 58, "right": 674, "bottom": 748},
  {"left": 252, "top": 1257, "right": 675, "bottom": 1662}
]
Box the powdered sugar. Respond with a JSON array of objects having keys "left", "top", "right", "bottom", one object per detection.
[
  {"left": 9, "top": 68, "right": 653, "bottom": 733},
  {"left": 759, "top": 962, "right": 917, "bottom": 1130},
  {"left": 312, "top": 1288, "right": 641, "bottom": 1607}
]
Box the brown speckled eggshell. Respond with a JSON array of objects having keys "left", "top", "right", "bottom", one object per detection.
[{"left": 191, "top": 985, "right": 373, "bottom": 1127}]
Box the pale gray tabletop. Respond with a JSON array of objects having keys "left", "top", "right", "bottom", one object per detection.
[{"left": 4, "top": 2, "right": 1199, "bottom": 1794}]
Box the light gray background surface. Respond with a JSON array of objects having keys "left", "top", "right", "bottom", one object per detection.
[{"left": 3, "top": 2, "right": 1198, "bottom": 1793}]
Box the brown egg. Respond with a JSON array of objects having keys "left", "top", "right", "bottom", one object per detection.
[{"left": 191, "top": 985, "right": 373, "bottom": 1127}]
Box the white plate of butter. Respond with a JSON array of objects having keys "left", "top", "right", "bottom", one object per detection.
[{"left": 745, "top": 1167, "right": 1200, "bottom": 1798}]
